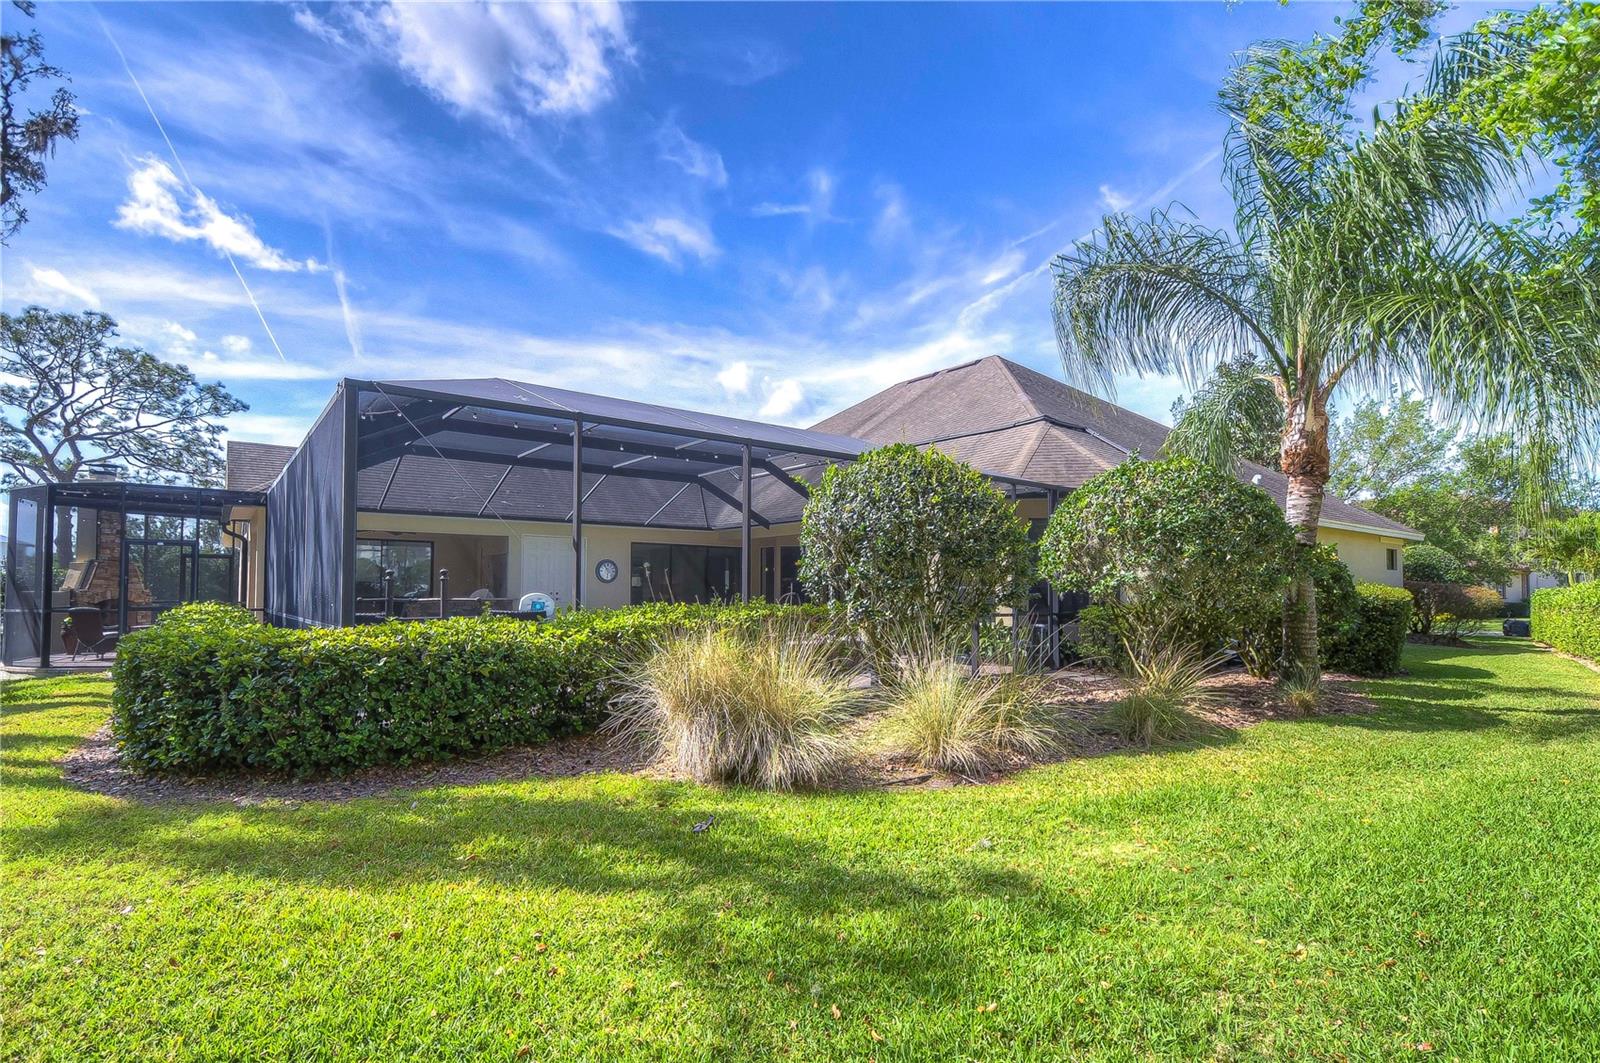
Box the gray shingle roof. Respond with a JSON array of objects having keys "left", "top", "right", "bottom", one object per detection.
[
  {"left": 225, "top": 440, "right": 296, "bottom": 491},
  {"left": 813, "top": 355, "right": 1420, "bottom": 539}
]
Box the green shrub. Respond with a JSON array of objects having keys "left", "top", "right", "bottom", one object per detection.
[
  {"left": 111, "top": 601, "right": 830, "bottom": 776},
  {"left": 1237, "top": 545, "right": 1358, "bottom": 678},
  {"left": 1403, "top": 543, "right": 1469, "bottom": 584},
  {"left": 798, "top": 444, "right": 1033, "bottom": 665},
  {"left": 1407, "top": 581, "right": 1503, "bottom": 636},
  {"left": 1040, "top": 457, "right": 1296, "bottom": 657},
  {"left": 1323, "top": 583, "right": 1412, "bottom": 675},
  {"left": 1531, "top": 582, "right": 1600, "bottom": 660},
  {"left": 607, "top": 623, "right": 856, "bottom": 790},
  {"left": 875, "top": 651, "right": 1059, "bottom": 772}
]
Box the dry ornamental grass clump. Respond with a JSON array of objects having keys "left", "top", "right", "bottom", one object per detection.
[
  {"left": 875, "top": 650, "right": 1061, "bottom": 773},
  {"left": 608, "top": 624, "right": 857, "bottom": 790}
]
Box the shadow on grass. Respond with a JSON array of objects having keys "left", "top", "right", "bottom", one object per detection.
[{"left": 8, "top": 782, "right": 1086, "bottom": 1033}]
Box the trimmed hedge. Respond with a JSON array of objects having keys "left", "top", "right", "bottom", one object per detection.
[
  {"left": 1531, "top": 583, "right": 1600, "bottom": 660},
  {"left": 1324, "top": 583, "right": 1412, "bottom": 676},
  {"left": 111, "top": 601, "right": 829, "bottom": 776}
]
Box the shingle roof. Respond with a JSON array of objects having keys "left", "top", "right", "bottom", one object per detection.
[
  {"left": 225, "top": 440, "right": 296, "bottom": 491},
  {"left": 813, "top": 355, "right": 1421, "bottom": 539}
]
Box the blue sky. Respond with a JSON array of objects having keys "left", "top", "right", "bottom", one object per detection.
[{"left": 2, "top": 1, "right": 1479, "bottom": 448}]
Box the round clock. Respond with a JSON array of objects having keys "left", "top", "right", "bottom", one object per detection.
[{"left": 594, "top": 558, "right": 619, "bottom": 583}]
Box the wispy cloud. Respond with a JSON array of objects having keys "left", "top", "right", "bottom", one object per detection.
[
  {"left": 658, "top": 116, "right": 727, "bottom": 188},
  {"left": 752, "top": 168, "right": 836, "bottom": 223},
  {"left": 115, "top": 156, "right": 323, "bottom": 273},
  {"left": 606, "top": 214, "right": 719, "bottom": 266},
  {"left": 25, "top": 266, "right": 101, "bottom": 308},
  {"left": 1098, "top": 183, "right": 1134, "bottom": 211},
  {"left": 347, "top": 1, "right": 633, "bottom": 123}
]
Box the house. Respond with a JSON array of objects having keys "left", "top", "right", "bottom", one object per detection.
[
  {"left": 1, "top": 356, "right": 1419, "bottom": 666},
  {"left": 1500, "top": 565, "right": 1570, "bottom": 605}
]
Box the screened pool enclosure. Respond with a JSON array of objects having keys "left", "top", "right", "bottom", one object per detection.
[
  {"left": 2, "top": 480, "right": 264, "bottom": 669},
  {"left": 3, "top": 375, "right": 1067, "bottom": 667}
]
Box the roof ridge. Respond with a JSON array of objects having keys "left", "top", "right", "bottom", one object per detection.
[
  {"left": 991, "top": 356, "right": 1047, "bottom": 419},
  {"left": 1015, "top": 420, "right": 1051, "bottom": 475},
  {"left": 999, "top": 356, "right": 1179, "bottom": 438}
]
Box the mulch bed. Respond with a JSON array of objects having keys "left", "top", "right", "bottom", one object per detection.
[{"left": 59, "top": 667, "right": 1376, "bottom": 806}]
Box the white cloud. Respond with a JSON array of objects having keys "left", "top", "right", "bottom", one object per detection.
[
  {"left": 225, "top": 412, "right": 316, "bottom": 447},
  {"left": 979, "top": 249, "right": 1025, "bottom": 286},
  {"left": 188, "top": 350, "right": 329, "bottom": 381},
  {"left": 221, "top": 334, "right": 252, "bottom": 355},
  {"left": 753, "top": 168, "right": 835, "bottom": 222},
  {"left": 658, "top": 117, "right": 727, "bottom": 188},
  {"left": 716, "top": 360, "right": 752, "bottom": 395},
  {"left": 162, "top": 321, "right": 198, "bottom": 345},
  {"left": 353, "top": 1, "right": 632, "bottom": 122},
  {"left": 290, "top": 3, "right": 347, "bottom": 46},
  {"left": 1098, "top": 183, "right": 1133, "bottom": 212},
  {"left": 27, "top": 267, "right": 100, "bottom": 308},
  {"left": 331, "top": 268, "right": 365, "bottom": 362},
  {"left": 115, "top": 157, "right": 323, "bottom": 273},
  {"left": 870, "top": 183, "right": 909, "bottom": 247},
  {"left": 606, "top": 215, "right": 719, "bottom": 266},
  {"left": 759, "top": 378, "right": 804, "bottom": 419}
]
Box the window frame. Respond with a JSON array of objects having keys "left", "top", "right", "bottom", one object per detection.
[{"left": 356, "top": 538, "right": 435, "bottom": 600}]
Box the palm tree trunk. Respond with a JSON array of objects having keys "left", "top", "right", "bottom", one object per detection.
[{"left": 1279, "top": 390, "right": 1331, "bottom": 684}]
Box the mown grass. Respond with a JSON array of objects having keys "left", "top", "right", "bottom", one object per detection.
[{"left": 4, "top": 639, "right": 1599, "bottom": 1060}]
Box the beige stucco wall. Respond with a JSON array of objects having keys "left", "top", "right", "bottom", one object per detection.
[{"left": 1317, "top": 526, "right": 1410, "bottom": 586}]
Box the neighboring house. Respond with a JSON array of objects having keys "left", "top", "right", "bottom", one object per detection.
[
  {"left": 1500, "top": 566, "right": 1571, "bottom": 604},
  {"left": 2, "top": 355, "right": 1419, "bottom": 663}
]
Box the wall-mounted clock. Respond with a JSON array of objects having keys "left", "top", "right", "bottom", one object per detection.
[{"left": 595, "top": 558, "right": 619, "bottom": 584}]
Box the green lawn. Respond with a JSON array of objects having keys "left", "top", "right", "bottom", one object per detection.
[{"left": 5, "top": 640, "right": 1599, "bottom": 1061}]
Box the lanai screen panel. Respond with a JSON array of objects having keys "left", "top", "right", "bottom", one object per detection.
[
  {"left": 265, "top": 386, "right": 352, "bottom": 627},
  {"left": 2, "top": 485, "right": 49, "bottom": 666},
  {"left": 352, "top": 380, "right": 865, "bottom": 530}
]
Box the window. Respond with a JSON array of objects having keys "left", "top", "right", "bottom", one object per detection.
[
  {"left": 1386, "top": 548, "right": 1398, "bottom": 572},
  {"left": 630, "top": 543, "right": 742, "bottom": 604},
  {"left": 356, "top": 539, "right": 434, "bottom": 600}
]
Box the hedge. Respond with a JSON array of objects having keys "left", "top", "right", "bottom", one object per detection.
[
  {"left": 1530, "top": 583, "right": 1600, "bottom": 660},
  {"left": 110, "top": 601, "right": 829, "bottom": 776},
  {"left": 1324, "top": 582, "right": 1412, "bottom": 676}
]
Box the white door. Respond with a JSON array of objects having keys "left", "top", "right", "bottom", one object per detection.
[{"left": 520, "top": 535, "right": 583, "bottom": 607}]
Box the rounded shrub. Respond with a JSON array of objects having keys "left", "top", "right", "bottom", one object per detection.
[
  {"left": 798, "top": 444, "right": 1033, "bottom": 662},
  {"left": 1323, "top": 583, "right": 1412, "bottom": 675},
  {"left": 1238, "top": 545, "right": 1358, "bottom": 678},
  {"left": 1403, "top": 543, "right": 1468, "bottom": 584},
  {"left": 1040, "top": 456, "right": 1296, "bottom": 657}
]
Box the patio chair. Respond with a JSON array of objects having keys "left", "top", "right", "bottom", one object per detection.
[{"left": 63, "top": 607, "right": 120, "bottom": 660}]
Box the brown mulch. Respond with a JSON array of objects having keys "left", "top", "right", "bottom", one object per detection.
[{"left": 59, "top": 667, "right": 1377, "bottom": 806}]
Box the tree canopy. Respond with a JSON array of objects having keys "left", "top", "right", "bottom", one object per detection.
[
  {"left": 0, "top": 307, "right": 247, "bottom": 486},
  {"left": 1, "top": 1, "right": 79, "bottom": 242},
  {"left": 1055, "top": 1, "right": 1600, "bottom": 680}
]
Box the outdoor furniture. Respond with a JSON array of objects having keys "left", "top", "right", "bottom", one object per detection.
[{"left": 62, "top": 607, "right": 119, "bottom": 660}]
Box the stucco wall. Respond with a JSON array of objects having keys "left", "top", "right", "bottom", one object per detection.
[{"left": 1317, "top": 527, "right": 1410, "bottom": 586}]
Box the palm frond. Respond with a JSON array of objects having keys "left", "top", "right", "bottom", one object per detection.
[
  {"left": 1165, "top": 357, "right": 1283, "bottom": 471},
  {"left": 1051, "top": 209, "right": 1280, "bottom": 393}
]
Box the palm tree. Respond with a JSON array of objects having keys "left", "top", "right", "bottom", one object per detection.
[
  {"left": 1525, "top": 513, "right": 1600, "bottom": 585},
  {"left": 1051, "top": 48, "right": 1600, "bottom": 682}
]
